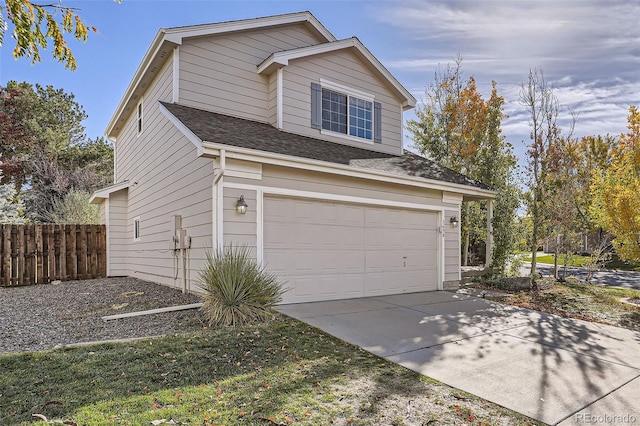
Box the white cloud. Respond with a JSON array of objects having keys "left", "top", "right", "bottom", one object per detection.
[{"left": 373, "top": 0, "right": 640, "bottom": 142}]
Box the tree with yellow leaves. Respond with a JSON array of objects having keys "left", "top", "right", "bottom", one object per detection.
[
  {"left": 407, "top": 57, "right": 520, "bottom": 272},
  {"left": 0, "top": 0, "right": 119, "bottom": 70},
  {"left": 591, "top": 106, "right": 640, "bottom": 262}
]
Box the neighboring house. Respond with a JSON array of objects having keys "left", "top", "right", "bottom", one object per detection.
[{"left": 91, "top": 11, "right": 495, "bottom": 304}]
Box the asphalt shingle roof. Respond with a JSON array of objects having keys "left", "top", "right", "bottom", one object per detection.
[{"left": 161, "top": 102, "right": 490, "bottom": 190}]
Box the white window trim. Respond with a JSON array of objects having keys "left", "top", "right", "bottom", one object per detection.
[
  {"left": 321, "top": 128, "right": 374, "bottom": 145},
  {"left": 133, "top": 216, "right": 141, "bottom": 241},
  {"left": 320, "top": 79, "right": 374, "bottom": 100},
  {"left": 319, "top": 79, "right": 375, "bottom": 143}
]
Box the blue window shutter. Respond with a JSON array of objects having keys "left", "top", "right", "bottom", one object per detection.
[
  {"left": 311, "top": 82, "right": 322, "bottom": 129},
  {"left": 374, "top": 101, "right": 382, "bottom": 143}
]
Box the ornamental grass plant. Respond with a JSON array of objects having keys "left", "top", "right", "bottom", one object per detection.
[{"left": 200, "top": 245, "right": 286, "bottom": 327}]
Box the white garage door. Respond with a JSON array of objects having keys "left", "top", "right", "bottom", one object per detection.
[{"left": 264, "top": 196, "right": 439, "bottom": 304}]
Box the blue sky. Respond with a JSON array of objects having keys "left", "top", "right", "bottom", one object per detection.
[{"left": 2, "top": 0, "right": 638, "bottom": 161}]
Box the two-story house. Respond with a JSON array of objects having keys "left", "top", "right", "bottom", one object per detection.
[{"left": 90, "top": 11, "right": 495, "bottom": 304}]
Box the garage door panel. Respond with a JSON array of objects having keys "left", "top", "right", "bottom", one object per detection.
[
  {"left": 365, "top": 229, "right": 434, "bottom": 250},
  {"left": 318, "top": 225, "right": 364, "bottom": 250},
  {"left": 299, "top": 251, "right": 364, "bottom": 273},
  {"left": 318, "top": 203, "right": 364, "bottom": 226},
  {"left": 264, "top": 196, "right": 440, "bottom": 304},
  {"left": 264, "top": 250, "right": 291, "bottom": 274},
  {"left": 264, "top": 221, "right": 294, "bottom": 248},
  {"left": 364, "top": 271, "right": 435, "bottom": 296},
  {"left": 366, "top": 249, "right": 436, "bottom": 272},
  {"left": 282, "top": 274, "right": 364, "bottom": 303},
  {"left": 266, "top": 250, "right": 364, "bottom": 275}
]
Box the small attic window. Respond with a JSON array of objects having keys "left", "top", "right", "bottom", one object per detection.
[
  {"left": 137, "top": 100, "right": 143, "bottom": 134},
  {"left": 133, "top": 216, "right": 141, "bottom": 241}
]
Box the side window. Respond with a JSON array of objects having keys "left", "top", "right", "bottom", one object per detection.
[
  {"left": 311, "top": 81, "right": 381, "bottom": 143},
  {"left": 137, "top": 101, "right": 143, "bottom": 134},
  {"left": 133, "top": 216, "right": 141, "bottom": 241}
]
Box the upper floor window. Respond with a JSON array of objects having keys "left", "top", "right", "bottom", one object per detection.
[
  {"left": 137, "top": 101, "right": 143, "bottom": 134},
  {"left": 321, "top": 89, "right": 374, "bottom": 140},
  {"left": 311, "top": 81, "right": 381, "bottom": 144}
]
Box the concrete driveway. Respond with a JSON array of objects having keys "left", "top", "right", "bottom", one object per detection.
[{"left": 277, "top": 291, "right": 640, "bottom": 425}]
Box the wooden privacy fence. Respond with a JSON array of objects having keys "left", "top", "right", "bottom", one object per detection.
[{"left": 0, "top": 224, "right": 106, "bottom": 287}]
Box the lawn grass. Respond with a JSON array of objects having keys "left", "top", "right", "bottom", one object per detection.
[
  {"left": 521, "top": 253, "right": 640, "bottom": 271},
  {"left": 521, "top": 252, "right": 640, "bottom": 271},
  {"left": 496, "top": 280, "right": 640, "bottom": 331},
  {"left": 1, "top": 316, "right": 540, "bottom": 425},
  {"left": 522, "top": 253, "right": 590, "bottom": 267}
]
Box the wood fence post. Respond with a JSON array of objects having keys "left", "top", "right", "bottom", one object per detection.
[
  {"left": 98, "top": 225, "right": 106, "bottom": 277},
  {"left": 68, "top": 225, "right": 77, "bottom": 280},
  {"left": 47, "top": 225, "right": 55, "bottom": 282},
  {"left": 36, "top": 225, "right": 44, "bottom": 284},
  {"left": 1, "top": 225, "right": 9, "bottom": 286},
  {"left": 17, "top": 225, "right": 25, "bottom": 285},
  {"left": 59, "top": 225, "right": 67, "bottom": 281},
  {"left": 79, "top": 225, "right": 88, "bottom": 279}
]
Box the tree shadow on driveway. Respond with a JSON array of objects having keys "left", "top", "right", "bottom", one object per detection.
[{"left": 278, "top": 292, "right": 640, "bottom": 425}]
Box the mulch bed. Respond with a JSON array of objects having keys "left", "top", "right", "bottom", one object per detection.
[{"left": 0, "top": 277, "right": 207, "bottom": 353}]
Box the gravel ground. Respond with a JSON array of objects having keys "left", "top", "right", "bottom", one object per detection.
[{"left": 0, "top": 277, "right": 207, "bottom": 353}]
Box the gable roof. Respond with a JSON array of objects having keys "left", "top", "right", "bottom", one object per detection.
[
  {"left": 257, "top": 37, "right": 416, "bottom": 110},
  {"left": 105, "top": 11, "right": 335, "bottom": 139},
  {"left": 160, "top": 102, "right": 490, "bottom": 192}
]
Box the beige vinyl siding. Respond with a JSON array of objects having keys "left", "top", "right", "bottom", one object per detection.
[
  {"left": 108, "top": 189, "right": 129, "bottom": 276},
  {"left": 254, "top": 165, "right": 443, "bottom": 205},
  {"left": 99, "top": 202, "right": 106, "bottom": 225},
  {"left": 267, "top": 72, "right": 278, "bottom": 127},
  {"left": 223, "top": 187, "right": 257, "bottom": 251},
  {"left": 179, "top": 25, "right": 322, "bottom": 122},
  {"left": 114, "top": 49, "right": 214, "bottom": 291},
  {"left": 281, "top": 50, "right": 403, "bottom": 155},
  {"left": 444, "top": 211, "right": 461, "bottom": 281}
]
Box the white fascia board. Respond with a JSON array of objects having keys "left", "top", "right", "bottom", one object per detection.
[
  {"left": 257, "top": 38, "right": 357, "bottom": 74},
  {"left": 200, "top": 141, "right": 495, "bottom": 199},
  {"left": 105, "top": 30, "right": 176, "bottom": 138},
  {"left": 89, "top": 181, "right": 131, "bottom": 204},
  {"left": 158, "top": 103, "right": 204, "bottom": 156},
  {"left": 164, "top": 11, "right": 335, "bottom": 44},
  {"left": 257, "top": 37, "right": 416, "bottom": 109},
  {"left": 350, "top": 37, "right": 416, "bottom": 109}
]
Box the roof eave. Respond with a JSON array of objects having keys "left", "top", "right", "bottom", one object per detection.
[
  {"left": 89, "top": 181, "right": 131, "bottom": 204},
  {"left": 164, "top": 11, "right": 336, "bottom": 44},
  {"left": 200, "top": 141, "right": 495, "bottom": 199}
]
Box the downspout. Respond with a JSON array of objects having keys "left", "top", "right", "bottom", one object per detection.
[
  {"left": 214, "top": 150, "right": 226, "bottom": 250},
  {"left": 214, "top": 149, "right": 226, "bottom": 185}
]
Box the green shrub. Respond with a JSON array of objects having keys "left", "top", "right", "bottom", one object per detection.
[{"left": 200, "top": 245, "right": 286, "bottom": 327}]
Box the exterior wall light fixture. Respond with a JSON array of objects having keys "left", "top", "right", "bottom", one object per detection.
[
  {"left": 236, "top": 195, "right": 248, "bottom": 214},
  {"left": 450, "top": 216, "right": 459, "bottom": 227}
]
